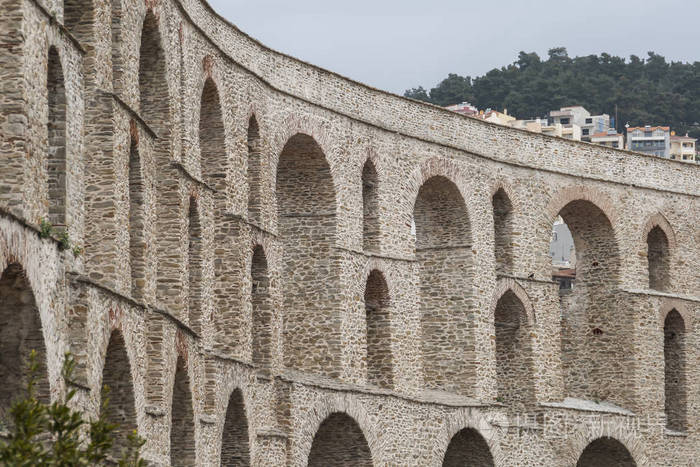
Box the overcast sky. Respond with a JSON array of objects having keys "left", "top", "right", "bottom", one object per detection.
[{"left": 207, "top": 0, "right": 700, "bottom": 95}]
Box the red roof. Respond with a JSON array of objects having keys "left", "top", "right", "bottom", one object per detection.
[{"left": 626, "top": 126, "right": 669, "bottom": 132}]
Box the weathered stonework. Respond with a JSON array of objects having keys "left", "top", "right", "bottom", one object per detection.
[{"left": 0, "top": 0, "right": 698, "bottom": 465}]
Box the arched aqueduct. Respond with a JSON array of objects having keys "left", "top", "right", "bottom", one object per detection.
[{"left": 0, "top": 0, "right": 698, "bottom": 465}]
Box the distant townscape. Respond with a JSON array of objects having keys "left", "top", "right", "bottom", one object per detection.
[{"left": 446, "top": 102, "right": 699, "bottom": 163}]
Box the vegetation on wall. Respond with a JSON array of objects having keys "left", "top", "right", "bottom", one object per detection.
[{"left": 404, "top": 48, "right": 700, "bottom": 138}]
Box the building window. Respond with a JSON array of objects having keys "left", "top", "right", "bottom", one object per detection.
[
  {"left": 612, "top": 142, "right": 618, "bottom": 148},
  {"left": 560, "top": 118, "right": 570, "bottom": 125},
  {"left": 585, "top": 118, "right": 592, "bottom": 124},
  {"left": 582, "top": 129, "right": 589, "bottom": 136}
]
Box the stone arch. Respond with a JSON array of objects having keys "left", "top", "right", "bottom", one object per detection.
[
  {"left": 247, "top": 114, "right": 263, "bottom": 223},
  {"left": 250, "top": 244, "right": 272, "bottom": 371},
  {"left": 276, "top": 132, "right": 340, "bottom": 376},
  {"left": 566, "top": 421, "right": 648, "bottom": 466},
  {"left": 364, "top": 269, "right": 392, "bottom": 389},
  {"left": 643, "top": 214, "right": 674, "bottom": 292},
  {"left": 546, "top": 187, "right": 628, "bottom": 406},
  {"left": 413, "top": 172, "right": 474, "bottom": 396},
  {"left": 437, "top": 411, "right": 502, "bottom": 467},
  {"left": 576, "top": 437, "right": 637, "bottom": 467},
  {"left": 128, "top": 123, "right": 146, "bottom": 299},
  {"left": 47, "top": 46, "right": 67, "bottom": 228},
  {"left": 663, "top": 309, "right": 686, "bottom": 431},
  {"left": 63, "top": 0, "right": 96, "bottom": 85},
  {"left": 199, "top": 77, "right": 228, "bottom": 192},
  {"left": 138, "top": 9, "right": 171, "bottom": 143},
  {"left": 0, "top": 263, "right": 50, "bottom": 418},
  {"left": 100, "top": 329, "right": 138, "bottom": 459},
  {"left": 493, "top": 288, "right": 535, "bottom": 407},
  {"left": 442, "top": 428, "right": 494, "bottom": 467},
  {"left": 187, "top": 196, "right": 203, "bottom": 334},
  {"left": 170, "top": 355, "right": 196, "bottom": 466},
  {"left": 297, "top": 396, "right": 380, "bottom": 467},
  {"left": 361, "top": 158, "right": 380, "bottom": 253},
  {"left": 492, "top": 186, "right": 515, "bottom": 273},
  {"left": 221, "top": 388, "right": 250, "bottom": 466},
  {"left": 308, "top": 412, "right": 373, "bottom": 467}
]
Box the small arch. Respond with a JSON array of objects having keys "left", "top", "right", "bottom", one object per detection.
[
  {"left": 494, "top": 289, "right": 535, "bottom": 407},
  {"left": 647, "top": 225, "right": 670, "bottom": 291},
  {"left": 308, "top": 412, "right": 373, "bottom": 467},
  {"left": 199, "top": 78, "right": 227, "bottom": 191},
  {"left": 188, "top": 197, "right": 203, "bottom": 334},
  {"left": 101, "top": 330, "right": 137, "bottom": 459},
  {"left": 414, "top": 175, "right": 474, "bottom": 395},
  {"left": 0, "top": 263, "right": 50, "bottom": 419},
  {"left": 221, "top": 388, "right": 250, "bottom": 466},
  {"left": 492, "top": 187, "right": 514, "bottom": 272},
  {"left": 128, "top": 129, "right": 146, "bottom": 299},
  {"left": 251, "top": 245, "right": 272, "bottom": 371},
  {"left": 247, "top": 115, "right": 262, "bottom": 223},
  {"left": 170, "top": 356, "right": 195, "bottom": 466},
  {"left": 442, "top": 428, "right": 494, "bottom": 467},
  {"left": 361, "top": 159, "right": 380, "bottom": 253},
  {"left": 664, "top": 309, "right": 686, "bottom": 431},
  {"left": 364, "top": 270, "right": 392, "bottom": 389},
  {"left": 47, "top": 46, "right": 67, "bottom": 228},
  {"left": 577, "top": 437, "right": 636, "bottom": 467},
  {"left": 138, "top": 11, "right": 170, "bottom": 136},
  {"left": 277, "top": 133, "right": 338, "bottom": 375}
]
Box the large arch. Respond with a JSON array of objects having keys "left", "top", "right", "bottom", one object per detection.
[
  {"left": 251, "top": 245, "right": 272, "bottom": 371},
  {"left": 221, "top": 388, "right": 250, "bottom": 466},
  {"left": 187, "top": 196, "right": 203, "bottom": 334},
  {"left": 492, "top": 187, "right": 514, "bottom": 273},
  {"left": 414, "top": 175, "right": 474, "bottom": 395},
  {"left": 128, "top": 127, "right": 146, "bottom": 299},
  {"left": 199, "top": 78, "right": 227, "bottom": 192},
  {"left": 364, "top": 269, "right": 392, "bottom": 389},
  {"left": 276, "top": 133, "right": 339, "bottom": 376},
  {"left": 663, "top": 309, "right": 686, "bottom": 431},
  {"left": 247, "top": 115, "right": 262, "bottom": 223},
  {"left": 646, "top": 225, "right": 670, "bottom": 291},
  {"left": 308, "top": 412, "right": 373, "bottom": 467},
  {"left": 170, "top": 356, "right": 196, "bottom": 466},
  {"left": 548, "top": 190, "right": 628, "bottom": 406},
  {"left": 361, "top": 158, "right": 380, "bottom": 253},
  {"left": 0, "top": 263, "right": 50, "bottom": 419},
  {"left": 47, "top": 46, "right": 67, "bottom": 228},
  {"left": 101, "top": 330, "right": 138, "bottom": 459},
  {"left": 577, "top": 437, "right": 636, "bottom": 467},
  {"left": 138, "top": 11, "right": 170, "bottom": 133},
  {"left": 442, "top": 428, "right": 494, "bottom": 467},
  {"left": 494, "top": 289, "right": 534, "bottom": 408}
]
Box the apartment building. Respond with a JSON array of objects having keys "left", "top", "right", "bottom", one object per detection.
[
  {"left": 626, "top": 125, "right": 670, "bottom": 157},
  {"left": 670, "top": 133, "right": 697, "bottom": 162}
]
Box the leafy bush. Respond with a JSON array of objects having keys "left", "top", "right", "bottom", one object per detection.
[{"left": 0, "top": 352, "right": 145, "bottom": 466}]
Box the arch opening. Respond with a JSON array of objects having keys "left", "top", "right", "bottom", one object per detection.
[
  {"left": 47, "top": 46, "right": 67, "bottom": 228},
  {"left": 0, "top": 264, "right": 50, "bottom": 420},
  {"left": 199, "top": 79, "right": 227, "bottom": 192},
  {"left": 276, "top": 134, "right": 338, "bottom": 376},
  {"left": 492, "top": 188, "right": 514, "bottom": 272},
  {"left": 553, "top": 200, "right": 627, "bottom": 406},
  {"left": 101, "top": 330, "right": 137, "bottom": 459},
  {"left": 247, "top": 116, "right": 262, "bottom": 223},
  {"left": 188, "top": 198, "right": 203, "bottom": 334},
  {"left": 494, "top": 290, "right": 534, "bottom": 407},
  {"left": 138, "top": 11, "right": 170, "bottom": 151},
  {"left": 664, "top": 309, "right": 686, "bottom": 431},
  {"left": 442, "top": 428, "right": 494, "bottom": 467},
  {"left": 362, "top": 160, "right": 380, "bottom": 253},
  {"left": 308, "top": 412, "right": 372, "bottom": 467},
  {"left": 170, "top": 357, "right": 195, "bottom": 466},
  {"left": 414, "top": 176, "right": 474, "bottom": 395},
  {"left": 576, "top": 437, "right": 636, "bottom": 467},
  {"left": 221, "top": 389, "right": 250, "bottom": 466},
  {"left": 128, "top": 133, "right": 146, "bottom": 299},
  {"left": 647, "top": 225, "right": 670, "bottom": 291},
  {"left": 251, "top": 246, "right": 272, "bottom": 371},
  {"left": 364, "top": 270, "right": 392, "bottom": 389}
]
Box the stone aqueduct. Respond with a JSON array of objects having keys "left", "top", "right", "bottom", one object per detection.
[{"left": 0, "top": 0, "right": 698, "bottom": 465}]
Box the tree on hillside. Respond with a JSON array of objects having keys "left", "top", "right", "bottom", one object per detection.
[{"left": 405, "top": 49, "right": 700, "bottom": 138}]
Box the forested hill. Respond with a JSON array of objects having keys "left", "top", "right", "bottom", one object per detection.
[{"left": 404, "top": 48, "right": 700, "bottom": 138}]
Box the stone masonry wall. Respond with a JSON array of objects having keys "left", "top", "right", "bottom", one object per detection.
[{"left": 0, "top": 0, "right": 698, "bottom": 465}]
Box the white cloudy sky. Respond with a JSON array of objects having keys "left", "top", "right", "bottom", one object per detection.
[{"left": 206, "top": 0, "right": 700, "bottom": 95}]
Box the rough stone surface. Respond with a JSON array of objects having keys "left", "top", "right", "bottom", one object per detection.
[{"left": 0, "top": 0, "right": 698, "bottom": 465}]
